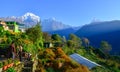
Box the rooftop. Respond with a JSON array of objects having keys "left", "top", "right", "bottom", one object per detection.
[{"left": 70, "top": 53, "right": 101, "bottom": 69}]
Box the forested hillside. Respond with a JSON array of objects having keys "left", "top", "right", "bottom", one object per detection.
[
  {"left": 76, "top": 20, "right": 120, "bottom": 55},
  {"left": 0, "top": 24, "right": 120, "bottom": 72}
]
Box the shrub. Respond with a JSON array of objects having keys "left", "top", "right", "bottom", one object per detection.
[
  {"left": 70, "top": 60, "right": 80, "bottom": 68},
  {"left": 0, "top": 61, "right": 3, "bottom": 68},
  {"left": 3, "top": 60, "right": 8, "bottom": 66},
  {"left": 8, "top": 58, "right": 12, "bottom": 64},
  {"left": 6, "top": 67, "right": 16, "bottom": 72},
  {"left": 46, "top": 67, "right": 55, "bottom": 72}
]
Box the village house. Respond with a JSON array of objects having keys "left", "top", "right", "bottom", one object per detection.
[
  {"left": 43, "top": 42, "right": 53, "bottom": 48},
  {"left": 5, "top": 21, "right": 19, "bottom": 32},
  {"left": 0, "top": 20, "right": 9, "bottom": 31},
  {"left": 0, "top": 20, "right": 25, "bottom": 32}
]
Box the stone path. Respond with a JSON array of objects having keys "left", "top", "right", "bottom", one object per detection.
[
  {"left": 22, "top": 61, "right": 33, "bottom": 72},
  {"left": 22, "top": 57, "right": 33, "bottom": 72}
]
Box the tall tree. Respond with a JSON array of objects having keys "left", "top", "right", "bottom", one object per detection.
[
  {"left": 51, "top": 34, "right": 62, "bottom": 42},
  {"left": 100, "top": 41, "right": 112, "bottom": 54},
  {"left": 68, "top": 34, "right": 82, "bottom": 48},
  {"left": 82, "top": 38, "right": 90, "bottom": 47},
  {"left": 26, "top": 23, "right": 43, "bottom": 49},
  {"left": 43, "top": 32, "right": 51, "bottom": 42}
]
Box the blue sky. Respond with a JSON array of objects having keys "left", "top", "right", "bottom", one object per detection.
[{"left": 0, "top": 0, "right": 120, "bottom": 26}]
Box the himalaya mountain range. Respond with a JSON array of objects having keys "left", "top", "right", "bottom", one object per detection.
[
  {"left": 0, "top": 12, "right": 120, "bottom": 54},
  {"left": 0, "top": 12, "right": 73, "bottom": 31}
]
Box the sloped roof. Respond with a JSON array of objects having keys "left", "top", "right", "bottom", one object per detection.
[{"left": 70, "top": 53, "right": 101, "bottom": 69}]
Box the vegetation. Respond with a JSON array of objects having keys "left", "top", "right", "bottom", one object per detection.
[
  {"left": 100, "top": 41, "right": 112, "bottom": 54},
  {"left": 0, "top": 23, "right": 43, "bottom": 56},
  {"left": 0, "top": 23, "right": 120, "bottom": 72},
  {"left": 67, "top": 33, "right": 82, "bottom": 48},
  {"left": 6, "top": 67, "right": 16, "bottom": 72},
  {"left": 0, "top": 61, "right": 3, "bottom": 68},
  {"left": 36, "top": 47, "right": 90, "bottom": 72}
]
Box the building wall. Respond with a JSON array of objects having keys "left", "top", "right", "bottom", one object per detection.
[
  {"left": 0, "top": 21, "right": 25, "bottom": 32},
  {"left": 14, "top": 24, "right": 19, "bottom": 32},
  {"left": 6, "top": 21, "right": 19, "bottom": 32}
]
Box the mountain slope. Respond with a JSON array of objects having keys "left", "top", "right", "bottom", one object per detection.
[
  {"left": 87, "top": 30, "right": 120, "bottom": 54},
  {"left": 75, "top": 20, "right": 120, "bottom": 54},
  {"left": 21, "top": 12, "right": 40, "bottom": 27},
  {"left": 76, "top": 20, "right": 120, "bottom": 37}
]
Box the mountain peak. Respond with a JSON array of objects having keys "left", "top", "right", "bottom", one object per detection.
[
  {"left": 21, "top": 12, "right": 40, "bottom": 22},
  {"left": 24, "top": 12, "right": 37, "bottom": 17}
]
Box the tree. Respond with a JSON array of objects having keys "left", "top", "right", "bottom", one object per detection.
[
  {"left": 82, "top": 38, "right": 90, "bottom": 47},
  {"left": 26, "top": 23, "right": 43, "bottom": 49},
  {"left": 51, "top": 34, "right": 62, "bottom": 42},
  {"left": 67, "top": 40, "right": 74, "bottom": 47},
  {"left": 0, "top": 27, "right": 5, "bottom": 37},
  {"left": 100, "top": 41, "right": 112, "bottom": 54},
  {"left": 68, "top": 34, "right": 82, "bottom": 48},
  {"left": 43, "top": 32, "right": 51, "bottom": 42}
]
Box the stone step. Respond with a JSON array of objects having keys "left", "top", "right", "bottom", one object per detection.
[{"left": 22, "top": 67, "right": 32, "bottom": 72}]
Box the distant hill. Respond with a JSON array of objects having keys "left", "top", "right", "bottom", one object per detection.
[
  {"left": 76, "top": 20, "right": 120, "bottom": 37},
  {"left": 75, "top": 20, "right": 120, "bottom": 54}
]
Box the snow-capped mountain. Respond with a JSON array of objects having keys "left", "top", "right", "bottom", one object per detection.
[
  {"left": 21, "top": 12, "right": 40, "bottom": 22},
  {"left": 0, "top": 12, "right": 72, "bottom": 31},
  {"left": 41, "top": 18, "right": 71, "bottom": 31},
  {"left": 20, "top": 12, "right": 40, "bottom": 27}
]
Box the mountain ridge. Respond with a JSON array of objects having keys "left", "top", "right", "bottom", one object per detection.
[
  {"left": 0, "top": 12, "right": 72, "bottom": 31},
  {"left": 41, "top": 18, "right": 71, "bottom": 31},
  {"left": 75, "top": 20, "right": 120, "bottom": 54}
]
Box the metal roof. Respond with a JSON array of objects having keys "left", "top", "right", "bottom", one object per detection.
[{"left": 70, "top": 53, "right": 101, "bottom": 69}]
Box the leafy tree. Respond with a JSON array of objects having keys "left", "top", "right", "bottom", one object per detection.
[
  {"left": 0, "top": 27, "right": 7, "bottom": 37},
  {"left": 6, "top": 37, "right": 12, "bottom": 44},
  {"left": 68, "top": 34, "right": 82, "bottom": 48},
  {"left": 51, "top": 34, "right": 62, "bottom": 42},
  {"left": 26, "top": 23, "right": 43, "bottom": 49},
  {"left": 43, "top": 32, "right": 51, "bottom": 42},
  {"left": 67, "top": 40, "right": 74, "bottom": 47},
  {"left": 100, "top": 41, "right": 112, "bottom": 54},
  {"left": 0, "top": 27, "right": 4, "bottom": 36}
]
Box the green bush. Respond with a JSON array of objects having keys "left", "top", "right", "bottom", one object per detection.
[
  {"left": 112, "top": 67, "right": 120, "bottom": 72},
  {"left": 46, "top": 67, "right": 55, "bottom": 72},
  {"left": 0, "top": 61, "right": 3, "bottom": 68},
  {"left": 6, "top": 67, "right": 16, "bottom": 72}
]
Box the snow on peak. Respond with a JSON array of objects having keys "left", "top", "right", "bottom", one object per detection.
[{"left": 21, "top": 12, "right": 40, "bottom": 22}]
